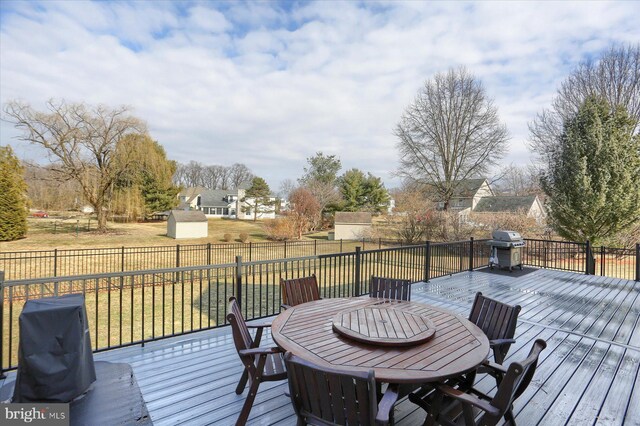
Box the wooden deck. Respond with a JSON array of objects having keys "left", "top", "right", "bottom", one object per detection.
[{"left": 2, "top": 268, "right": 639, "bottom": 425}]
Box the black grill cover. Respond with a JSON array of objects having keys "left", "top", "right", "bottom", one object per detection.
[{"left": 12, "top": 294, "right": 96, "bottom": 402}]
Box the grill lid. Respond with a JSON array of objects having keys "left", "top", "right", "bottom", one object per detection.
[{"left": 491, "top": 230, "right": 523, "bottom": 242}]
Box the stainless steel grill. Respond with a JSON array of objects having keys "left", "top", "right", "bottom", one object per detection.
[{"left": 487, "top": 230, "right": 525, "bottom": 271}]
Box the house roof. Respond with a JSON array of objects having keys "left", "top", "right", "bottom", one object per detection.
[
  {"left": 169, "top": 210, "right": 207, "bottom": 222},
  {"left": 178, "top": 186, "right": 207, "bottom": 203},
  {"left": 200, "top": 189, "right": 238, "bottom": 208},
  {"left": 473, "top": 195, "right": 538, "bottom": 213},
  {"left": 335, "top": 212, "right": 372, "bottom": 224},
  {"left": 452, "top": 178, "right": 488, "bottom": 198}
]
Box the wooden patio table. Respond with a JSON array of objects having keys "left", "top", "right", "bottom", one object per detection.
[{"left": 271, "top": 297, "right": 490, "bottom": 385}]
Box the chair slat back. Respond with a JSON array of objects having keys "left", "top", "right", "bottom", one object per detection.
[
  {"left": 227, "top": 297, "right": 254, "bottom": 366},
  {"left": 469, "top": 292, "right": 521, "bottom": 363},
  {"left": 280, "top": 275, "right": 320, "bottom": 307},
  {"left": 369, "top": 276, "right": 411, "bottom": 301},
  {"left": 489, "top": 339, "right": 547, "bottom": 414},
  {"left": 284, "top": 353, "right": 378, "bottom": 425}
]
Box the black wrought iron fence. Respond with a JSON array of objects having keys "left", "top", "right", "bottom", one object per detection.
[
  {"left": 522, "top": 239, "right": 639, "bottom": 281},
  {"left": 0, "top": 240, "right": 483, "bottom": 374},
  {"left": 0, "top": 239, "right": 391, "bottom": 281}
]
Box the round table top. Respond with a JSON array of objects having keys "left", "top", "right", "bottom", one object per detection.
[
  {"left": 332, "top": 304, "right": 436, "bottom": 347},
  {"left": 271, "top": 297, "right": 490, "bottom": 384}
]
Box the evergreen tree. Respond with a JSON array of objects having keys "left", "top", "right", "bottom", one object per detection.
[
  {"left": 0, "top": 146, "right": 28, "bottom": 241},
  {"left": 242, "top": 177, "right": 275, "bottom": 221},
  {"left": 541, "top": 96, "right": 640, "bottom": 245},
  {"left": 338, "top": 169, "right": 390, "bottom": 213}
]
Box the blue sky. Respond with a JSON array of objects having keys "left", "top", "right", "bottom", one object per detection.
[{"left": 1, "top": 1, "right": 639, "bottom": 190}]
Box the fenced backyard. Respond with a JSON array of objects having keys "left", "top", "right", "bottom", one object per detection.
[{"left": 1, "top": 237, "right": 638, "bottom": 375}]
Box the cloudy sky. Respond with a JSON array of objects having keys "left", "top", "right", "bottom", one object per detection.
[{"left": 1, "top": 1, "right": 638, "bottom": 190}]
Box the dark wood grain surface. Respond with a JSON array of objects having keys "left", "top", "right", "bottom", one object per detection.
[
  {"left": 271, "top": 298, "right": 490, "bottom": 384},
  {"left": 332, "top": 303, "right": 436, "bottom": 347}
]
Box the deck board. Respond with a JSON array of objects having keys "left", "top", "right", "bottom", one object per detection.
[{"left": 2, "top": 268, "right": 638, "bottom": 425}]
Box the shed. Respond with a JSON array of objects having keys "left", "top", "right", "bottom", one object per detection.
[
  {"left": 167, "top": 210, "right": 208, "bottom": 239},
  {"left": 334, "top": 212, "right": 372, "bottom": 241}
]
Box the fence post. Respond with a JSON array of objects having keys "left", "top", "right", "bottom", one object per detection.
[
  {"left": 585, "top": 240, "right": 592, "bottom": 275},
  {"left": 53, "top": 248, "right": 58, "bottom": 278},
  {"left": 121, "top": 246, "right": 125, "bottom": 272},
  {"left": 424, "top": 241, "right": 431, "bottom": 283},
  {"left": 314, "top": 240, "right": 317, "bottom": 256},
  {"left": 284, "top": 240, "right": 287, "bottom": 259},
  {"left": 354, "top": 247, "right": 361, "bottom": 297},
  {"left": 469, "top": 237, "right": 474, "bottom": 271},
  {"left": 0, "top": 271, "right": 5, "bottom": 378},
  {"left": 176, "top": 245, "right": 180, "bottom": 268},
  {"left": 249, "top": 242, "right": 253, "bottom": 262},
  {"left": 340, "top": 239, "right": 343, "bottom": 253},
  {"left": 207, "top": 243, "right": 211, "bottom": 265},
  {"left": 635, "top": 243, "right": 639, "bottom": 282},
  {"left": 235, "top": 255, "right": 243, "bottom": 308},
  {"left": 600, "top": 246, "right": 605, "bottom": 276}
]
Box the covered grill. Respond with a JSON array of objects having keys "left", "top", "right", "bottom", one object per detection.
[{"left": 487, "top": 230, "right": 525, "bottom": 271}]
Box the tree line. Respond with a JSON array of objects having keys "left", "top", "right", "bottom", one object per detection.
[{"left": 2, "top": 44, "right": 638, "bottom": 247}]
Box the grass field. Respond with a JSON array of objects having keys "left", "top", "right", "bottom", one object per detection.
[{"left": 0, "top": 215, "right": 317, "bottom": 251}]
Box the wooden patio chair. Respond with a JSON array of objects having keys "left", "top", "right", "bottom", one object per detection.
[
  {"left": 409, "top": 339, "right": 547, "bottom": 426},
  {"left": 280, "top": 274, "right": 320, "bottom": 309},
  {"left": 284, "top": 352, "right": 399, "bottom": 426},
  {"left": 227, "top": 297, "right": 287, "bottom": 426},
  {"left": 369, "top": 276, "right": 412, "bottom": 301},
  {"left": 469, "top": 292, "right": 521, "bottom": 365}
]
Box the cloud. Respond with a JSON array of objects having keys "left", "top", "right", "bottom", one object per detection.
[{"left": 1, "top": 0, "right": 638, "bottom": 189}]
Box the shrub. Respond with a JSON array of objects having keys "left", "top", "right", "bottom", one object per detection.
[
  {"left": 239, "top": 232, "right": 249, "bottom": 243},
  {"left": 223, "top": 233, "right": 233, "bottom": 242},
  {"left": 263, "top": 218, "right": 296, "bottom": 241}
]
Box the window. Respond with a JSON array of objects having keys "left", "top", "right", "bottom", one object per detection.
[{"left": 223, "top": 208, "right": 229, "bottom": 215}]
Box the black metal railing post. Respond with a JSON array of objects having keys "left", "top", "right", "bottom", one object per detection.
[
  {"left": 0, "top": 271, "right": 5, "bottom": 378},
  {"left": 600, "top": 246, "right": 605, "bottom": 276},
  {"left": 235, "top": 256, "right": 243, "bottom": 309},
  {"left": 585, "top": 240, "right": 591, "bottom": 275},
  {"left": 636, "top": 243, "right": 640, "bottom": 282},
  {"left": 53, "top": 248, "right": 58, "bottom": 277},
  {"left": 176, "top": 245, "right": 181, "bottom": 268},
  {"left": 354, "top": 247, "right": 361, "bottom": 296},
  {"left": 284, "top": 241, "right": 287, "bottom": 259},
  {"left": 249, "top": 242, "right": 253, "bottom": 262},
  {"left": 207, "top": 243, "right": 211, "bottom": 265},
  {"left": 314, "top": 240, "right": 317, "bottom": 256},
  {"left": 424, "top": 241, "right": 431, "bottom": 283},
  {"left": 469, "top": 237, "right": 474, "bottom": 271}
]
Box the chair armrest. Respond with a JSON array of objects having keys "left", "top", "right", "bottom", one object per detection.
[
  {"left": 482, "top": 360, "right": 508, "bottom": 375},
  {"left": 375, "top": 384, "right": 399, "bottom": 425},
  {"left": 246, "top": 318, "right": 273, "bottom": 329},
  {"left": 436, "top": 384, "right": 501, "bottom": 417},
  {"left": 238, "top": 346, "right": 283, "bottom": 356},
  {"left": 489, "top": 338, "right": 516, "bottom": 346}
]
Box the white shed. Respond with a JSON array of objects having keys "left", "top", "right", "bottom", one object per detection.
[
  {"left": 167, "top": 210, "right": 208, "bottom": 239},
  {"left": 334, "top": 212, "right": 372, "bottom": 241}
]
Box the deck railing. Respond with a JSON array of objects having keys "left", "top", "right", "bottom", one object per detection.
[
  {"left": 522, "top": 239, "right": 639, "bottom": 281},
  {"left": 0, "top": 239, "right": 409, "bottom": 281},
  {"left": 0, "top": 240, "right": 484, "bottom": 374}
]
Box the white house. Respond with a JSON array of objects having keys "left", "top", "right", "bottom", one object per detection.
[
  {"left": 167, "top": 210, "right": 208, "bottom": 239},
  {"left": 177, "top": 187, "right": 276, "bottom": 220}
]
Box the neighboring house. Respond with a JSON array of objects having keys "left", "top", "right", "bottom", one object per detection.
[
  {"left": 334, "top": 212, "right": 372, "bottom": 241},
  {"left": 167, "top": 210, "right": 208, "bottom": 239},
  {"left": 437, "top": 178, "right": 494, "bottom": 211},
  {"left": 435, "top": 178, "right": 545, "bottom": 221},
  {"left": 472, "top": 195, "right": 545, "bottom": 219},
  {"left": 176, "top": 187, "right": 276, "bottom": 220}
]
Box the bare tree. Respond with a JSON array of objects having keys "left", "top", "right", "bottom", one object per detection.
[
  {"left": 229, "top": 163, "right": 254, "bottom": 189},
  {"left": 529, "top": 44, "right": 640, "bottom": 163},
  {"left": 395, "top": 67, "right": 509, "bottom": 209},
  {"left": 4, "top": 99, "right": 147, "bottom": 231},
  {"left": 496, "top": 164, "right": 541, "bottom": 196}
]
